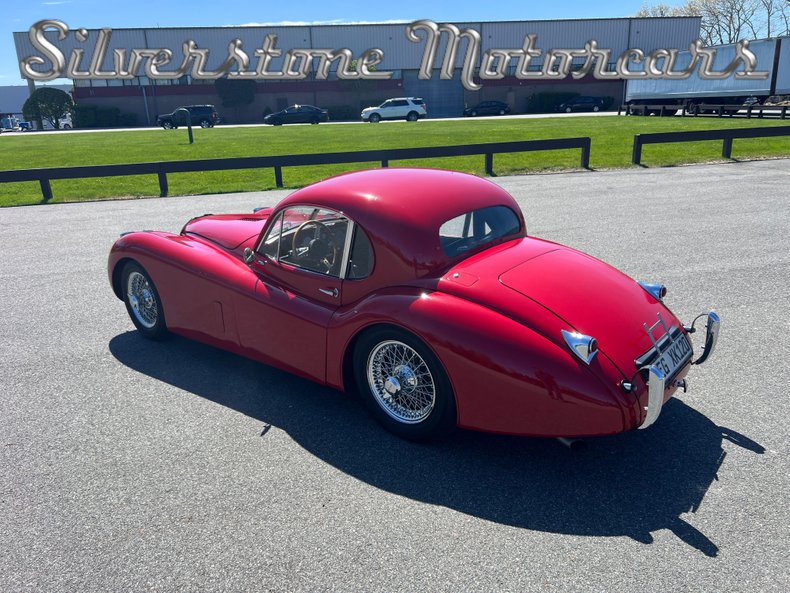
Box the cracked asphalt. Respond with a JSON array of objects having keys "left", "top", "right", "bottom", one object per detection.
[{"left": 1, "top": 159, "right": 788, "bottom": 592}]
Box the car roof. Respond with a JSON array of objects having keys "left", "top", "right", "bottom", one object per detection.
[{"left": 275, "top": 168, "right": 525, "bottom": 278}]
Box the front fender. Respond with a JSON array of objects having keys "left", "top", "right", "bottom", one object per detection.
[{"left": 328, "top": 288, "right": 635, "bottom": 437}]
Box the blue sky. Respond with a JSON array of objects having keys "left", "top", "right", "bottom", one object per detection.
[{"left": 2, "top": 0, "right": 664, "bottom": 83}]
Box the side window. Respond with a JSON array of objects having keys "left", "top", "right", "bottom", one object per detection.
[
  {"left": 259, "top": 213, "right": 283, "bottom": 260},
  {"left": 347, "top": 226, "right": 374, "bottom": 280},
  {"left": 439, "top": 206, "right": 521, "bottom": 257},
  {"left": 274, "top": 206, "right": 350, "bottom": 276}
]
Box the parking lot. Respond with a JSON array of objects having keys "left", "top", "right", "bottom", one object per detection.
[{"left": 1, "top": 159, "right": 788, "bottom": 592}]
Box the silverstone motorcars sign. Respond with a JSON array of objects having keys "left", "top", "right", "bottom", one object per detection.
[{"left": 20, "top": 19, "right": 768, "bottom": 91}]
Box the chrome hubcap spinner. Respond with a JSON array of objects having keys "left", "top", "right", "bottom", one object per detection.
[{"left": 367, "top": 340, "right": 436, "bottom": 424}]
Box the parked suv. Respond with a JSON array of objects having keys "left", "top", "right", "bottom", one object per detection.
[
  {"left": 361, "top": 97, "right": 427, "bottom": 122},
  {"left": 156, "top": 105, "right": 219, "bottom": 129},
  {"left": 463, "top": 100, "right": 511, "bottom": 117}
]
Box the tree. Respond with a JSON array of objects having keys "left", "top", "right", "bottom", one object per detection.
[
  {"left": 22, "top": 87, "right": 74, "bottom": 130},
  {"left": 636, "top": 0, "right": 790, "bottom": 44},
  {"left": 214, "top": 78, "right": 256, "bottom": 123},
  {"left": 636, "top": 2, "right": 689, "bottom": 16}
]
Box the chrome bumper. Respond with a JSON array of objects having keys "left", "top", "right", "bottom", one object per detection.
[
  {"left": 691, "top": 311, "right": 721, "bottom": 366},
  {"left": 638, "top": 311, "right": 720, "bottom": 430}
]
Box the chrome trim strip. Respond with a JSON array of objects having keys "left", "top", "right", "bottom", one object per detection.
[
  {"left": 639, "top": 365, "right": 666, "bottom": 430},
  {"left": 338, "top": 220, "right": 355, "bottom": 280}
]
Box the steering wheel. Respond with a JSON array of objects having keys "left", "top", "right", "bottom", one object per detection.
[{"left": 291, "top": 219, "right": 338, "bottom": 273}]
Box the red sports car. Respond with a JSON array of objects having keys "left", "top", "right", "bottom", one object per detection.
[{"left": 108, "top": 168, "right": 719, "bottom": 441}]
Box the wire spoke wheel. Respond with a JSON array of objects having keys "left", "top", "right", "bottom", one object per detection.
[
  {"left": 126, "top": 271, "right": 158, "bottom": 329},
  {"left": 120, "top": 261, "right": 167, "bottom": 340},
  {"left": 366, "top": 340, "right": 436, "bottom": 424}
]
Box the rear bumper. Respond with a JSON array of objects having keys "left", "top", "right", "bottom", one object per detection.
[{"left": 639, "top": 311, "right": 720, "bottom": 429}]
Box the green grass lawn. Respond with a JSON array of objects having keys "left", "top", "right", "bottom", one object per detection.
[{"left": 1, "top": 115, "right": 788, "bottom": 207}]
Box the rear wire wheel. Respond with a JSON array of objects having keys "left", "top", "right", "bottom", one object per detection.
[{"left": 354, "top": 327, "right": 456, "bottom": 441}]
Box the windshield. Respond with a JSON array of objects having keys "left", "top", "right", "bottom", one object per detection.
[{"left": 439, "top": 205, "right": 521, "bottom": 257}]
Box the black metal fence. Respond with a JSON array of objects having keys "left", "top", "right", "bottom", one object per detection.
[
  {"left": 0, "top": 138, "right": 592, "bottom": 202},
  {"left": 632, "top": 125, "right": 790, "bottom": 164}
]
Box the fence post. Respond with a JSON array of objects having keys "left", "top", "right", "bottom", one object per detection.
[
  {"left": 274, "top": 166, "right": 283, "bottom": 188},
  {"left": 747, "top": 106, "right": 752, "bottom": 119},
  {"left": 40, "top": 178, "right": 53, "bottom": 202},
  {"left": 722, "top": 137, "right": 733, "bottom": 159},
  {"left": 485, "top": 153, "right": 494, "bottom": 176},
  {"left": 157, "top": 172, "right": 168, "bottom": 197},
  {"left": 632, "top": 135, "right": 643, "bottom": 165},
  {"left": 381, "top": 159, "right": 389, "bottom": 168},
  {"left": 782, "top": 106, "right": 787, "bottom": 120},
  {"left": 580, "top": 139, "right": 591, "bottom": 169}
]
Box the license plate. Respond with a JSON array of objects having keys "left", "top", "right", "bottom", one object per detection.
[{"left": 654, "top": 333, "right": 692, "bottom": 379}]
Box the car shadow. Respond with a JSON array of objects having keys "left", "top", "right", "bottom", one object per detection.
[{"left": 109, "top": 331, "right": 764, "bottom": 557}]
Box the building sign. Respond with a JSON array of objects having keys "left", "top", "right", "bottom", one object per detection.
[{"left": 20, "top": 19, "right": 768, "bottom": 91}]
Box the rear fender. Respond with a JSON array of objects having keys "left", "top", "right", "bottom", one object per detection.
[{"left": 329, "top": 289, "right": 635, "bottom": 437}]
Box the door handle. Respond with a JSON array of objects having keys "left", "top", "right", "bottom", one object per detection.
[{"left": 319, "top": 287, "right": 339, "bottom": 298}]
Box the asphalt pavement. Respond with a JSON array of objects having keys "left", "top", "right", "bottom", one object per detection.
[{"left": 1, "top": 159, "right": 788, "bottom": 592}]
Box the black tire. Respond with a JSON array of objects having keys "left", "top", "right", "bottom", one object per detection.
[
  {"left": 498, "top": 109, "right": 505, "bottom": 115},
  {"left": 471, "top": 110, "right": 478, "bottom": 117},
  {"left": 406, "top": 111, "right": 419, "bottom": 121},
  {"left": 162, "top": 121, "right": 174, "bottom": 129},
  {"left": 62, "top": 124, "right": 72, "bottom": 129},
  {"left": 199, "top": 119, "right": 211, "bottom": 128},
  {"left": 369, "top": 113, "right": 381, "bottom": 123},
  {"left": 593, "top": 105, "right": 600, "bottom": 112},
  {"left": 121, "top": 261, "right": 168, "bottom": 340},
  {"left": 565, "top": 107, "right": 572, "bottom": 113},
  {"left": 310, "top": 118, "right": 319, "bottom": 124},
  {"left": 353, "top": 327, "right": 457, "bottom": 441}
]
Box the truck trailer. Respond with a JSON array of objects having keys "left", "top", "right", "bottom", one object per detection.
[{"left": 625, "top": 37, "right": 790, "bottom": 114}]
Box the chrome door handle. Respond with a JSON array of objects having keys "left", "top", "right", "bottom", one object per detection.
[{"left": 319, "top": 287, "right": 339, "bottom": 298}]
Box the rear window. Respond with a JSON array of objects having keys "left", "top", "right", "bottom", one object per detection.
[{"left": 439, "top": 205, "right": 521, "bottom": 257}]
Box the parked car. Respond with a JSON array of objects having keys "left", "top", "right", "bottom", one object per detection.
[
  {"left": 108, "top": 168, "right": 719, "bottom": 441},
  {"left": 463, "top": 101, "right": 511, "bottom": 117},
  {"left": 764, "top": 95, "right": 790, "bottom": 106},
  {"left": 156, "top": 105, "right": 219, "bottom": 129},
  {"left": 0, "top": 116, "right": 20, "bottom": 131},
  {"left": 361, "top": 97, "right": 427, "bottom": 122},
  {"left": 37, "top": 114, "right": 73, "bottom": 130},
  {"left": 264, "top": 105, "right": 330, "bottom": 125},
  {"left": 557, "top": 96, "right": 606, "bottom": 113}
]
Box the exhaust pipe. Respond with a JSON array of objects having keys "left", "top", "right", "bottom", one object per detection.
[{"left": 556, "top": 437, "right": 586, "bottom": 451}]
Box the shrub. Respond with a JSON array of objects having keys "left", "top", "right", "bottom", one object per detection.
[{"left": 73, "top": 104, "right": 98, "bottom": 128}]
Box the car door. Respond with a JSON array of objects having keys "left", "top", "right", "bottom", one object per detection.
[
  {"left": 392, "top": 99, "right": 410, "bottom": 118},
  {"left": 234, "top": 206, "right": 353, "bottom": 382}
]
